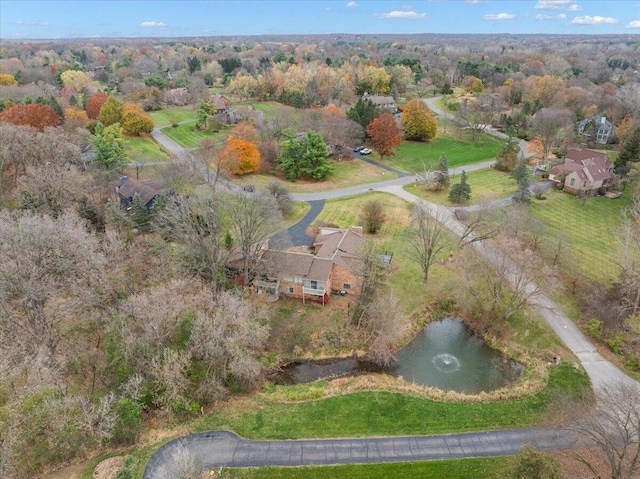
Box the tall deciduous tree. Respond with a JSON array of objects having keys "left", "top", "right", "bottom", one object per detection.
[
  {"left": 366, "top": 113, "right": 403, "bottom": 161},
  {"left": 121, "top": 103, "right": 154, "bottom": 136},
  {"left": 219, "top": 137, "right": 261, "bottom": 175},
  {"left": 615, "top": 127, "right": 640, "bottom": 176},
  {"left": 60, "top": 70, "right": 92, "bottom": 92},
  {"left": 400, "top": 99, "right": 437, "bottom": 141},
  {"left": 529, "top": 108, "right": 573, "bottom": 160},
  {"left": 359, "top": 199, "right": 386, "bottom": 234},
  {"left": 409, "top": 204, "right": 450, "bottom": 283},
  {"left": 225, "top": 191, "right": 283, "bottom": 285},
  {"left": 90, "top": 122, "right": 128, "bottom": 170},
  {"left": 85, "top": 91, "right": 108, "bottom": 119},
  {"left": 0, "top": 104, "right": 62, "bottom": 131},
  {"left": 98, "top": 96, "right": 124, "bottom": 127}
]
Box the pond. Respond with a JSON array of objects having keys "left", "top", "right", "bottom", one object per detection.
[{"left": 275, "top": 318, "right": 523, "bottom": 394}]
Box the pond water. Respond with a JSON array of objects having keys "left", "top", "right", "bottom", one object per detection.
[{"left": 275, "top": 318, "right": 523, "bottom": 394}]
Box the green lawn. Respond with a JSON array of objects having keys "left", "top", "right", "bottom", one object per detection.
[
  {"left": 222, "top": 457, "right": 513, "bottom": 479},
  {"left": 149, "top": 107, "right": 197, "bottom": 127},
  {"left": 235, "top": 100, "right": 283, "bottom": 121},
  {"left": 124, "top": 136, "right": 172, "bottom": 163},
  {"left": 405, "top": 168, "right": 519, "bottom": 205},
  {"left": 197, "top": 363, "right": 587, "bottom": 439},
  {"left": 161, "top": 122, "right": 226, "bottom": 148},
  {"left": 382, "top": 134, "right": 504, "bottom": 173},
  {"left": 531, "top": 188, "right": 633, "bottom": 284}
]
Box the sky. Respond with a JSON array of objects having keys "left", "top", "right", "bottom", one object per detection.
[{"left": 1, "top": 1, "right": 640, "bottom": 39}]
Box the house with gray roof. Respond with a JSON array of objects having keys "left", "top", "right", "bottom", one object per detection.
[
  {"left": 116, "top": 176, "right": 166, "bottom": 212},
  {"left": 577, "top": 116, "right": 617, "bottom": 144},
  {"left": 362, "top": 92, "right": 397, "bottom": 111}
]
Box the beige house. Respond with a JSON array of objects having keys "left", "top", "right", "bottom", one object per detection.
[
  {"left": 254, "top": 228, "right": 364, "bottom": 304},
  {"left": 362, "top": 92, "right": 397, "bottom": 111},
  {"left": 548, "top": 149, "right": 614, "bottom": 196}
]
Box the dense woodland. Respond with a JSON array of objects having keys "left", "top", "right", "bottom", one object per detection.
[{"left": 1, "top": 34, "right": 640, "bottom": 478}]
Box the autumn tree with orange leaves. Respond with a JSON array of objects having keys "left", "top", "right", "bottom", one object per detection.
[
  {"left": 85, "top": 92, "right": 108, "bottom": 120},
  {"left": 219, "top": 137, "right": 260, "bottom": 175},
  {"left": 0, "top": 104, "right": 62, "bottom": 131},
  {"left": 121, "top": 103, "right": 154, "bottom": 136},
  {"left": 366, "top": 113, "right": 403, "bottom": 161}
]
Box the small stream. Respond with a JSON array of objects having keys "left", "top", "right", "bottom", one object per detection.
[{"left": 274, "top": 318, "right": 523, "bottom": 394}]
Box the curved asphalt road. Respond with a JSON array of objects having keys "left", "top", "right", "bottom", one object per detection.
[
  {"left": 143, "top": 428, "right": 574, "bottom": 479},
  {"left": 143, "top": 110, "right": 640, "bottom": 479}
]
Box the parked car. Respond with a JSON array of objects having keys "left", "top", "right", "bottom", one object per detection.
[
  {"left": 353, "top": 146, "right": 364, "bottom": 152},
  {"left": 360, "top": 148, "right": 372, "bottom": 155}
]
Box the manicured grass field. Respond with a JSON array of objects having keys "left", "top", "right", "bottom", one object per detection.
[
  {"left": 235, "top": 100, "right": 283, "bottom": 121},
  {"left": 160, "top": 122, "right": 223, "bottom": 148},
  {"left": 149, "top": 107, "right": 197, "bottom": 127},
  {"left": 405, "top": 168, "right": 518, "bottom": 205},
  {"left": 222, "top": 457, "right": 513, "bottom": 479},
  {"left": 124, "top": 135, "right": 171, "bottom": 163},
  {"left": 531, "top": 188, "right": 632, "bottom": 284},
  {"left": 197, "top": 363, "right": 587, "bottom": 439},
  {"left": 383, "top": 133, "right": 504, "bottom": 173},
  {"left": 234, "top": 159, "right": 397, "bottom": 193}
]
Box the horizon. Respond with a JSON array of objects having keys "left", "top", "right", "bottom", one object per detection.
[{"left": 1, "top": 0, "right": 640, "bottom": 40}]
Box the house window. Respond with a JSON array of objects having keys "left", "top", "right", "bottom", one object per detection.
[
  {"left": 582, "top": 181, "right": 587, "bottom": 187},
  {"left": 287, "top": 287, "right": 294, "bottom": 294},
  {"left": 310, "top": 280, "right": 318, "bottom": 290},
  {"left": 343, "top": 283, "right": 351, "bottom": 290},
  {"left": 569, "top": 178, "right": 576, "bottom": 187}
]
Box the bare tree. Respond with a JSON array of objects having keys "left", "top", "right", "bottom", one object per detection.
[
  {"left": 409, "top": 204, "right": 450, "bottom": 283},
  {"left": 558, "top": 381, "right": 640, "bottom": 479},
  {"left": 0, "top": 210, "right": 105, "bottom": 359},
  {"left": 225, "top": 191, "right": 284, "bottom": 285},
  {"left": 153, "top": 189, "right": 229, "bottom": 293},
  {"left": 457, "top": 201, "right": 503, "bottom": 249},
  {"left": 352, "top": 240, "right": 388, "bottom": 328},
  {"left": 362, "top": 291, "right": 409, "bottom": 366}
]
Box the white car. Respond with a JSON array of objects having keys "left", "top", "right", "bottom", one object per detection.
[{"left": 360, "top": 148, "right": 372, "bottom": 155}]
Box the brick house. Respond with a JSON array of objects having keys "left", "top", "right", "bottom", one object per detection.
[
  {"left": 547, "top": 149, "right": 614, "bottom": 196},
  {"left": 254, "top": 228, "right": 364, "bottom": 303}
]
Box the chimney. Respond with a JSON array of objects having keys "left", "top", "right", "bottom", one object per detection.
[{"left": 119, "top": 175, "right": 128, "bottom": 186}]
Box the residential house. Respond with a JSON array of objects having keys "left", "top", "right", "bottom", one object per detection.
[
  {"left": 115, "top": 176, "right": 165, "bottom": 212},
  {"left": 577, "top": 116, "right": 617, "bottom": 144},
  {"left": 254, "top": 227, "right": 365, "bottom": 303},
  {"left": 362, "top": 92, "right": 397, "bottom": 111},
  {"left": 547, "top": 149, "right": 614, "bottom": 196},
  {"left": 164, "top": 87, "right": 191, "bottom": 106},
  {"left": 208, "top": 93, "right": 232, "bottom": 113}
]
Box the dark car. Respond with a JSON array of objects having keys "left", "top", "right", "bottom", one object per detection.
[{"left": 353, "top": 146, "right": 364, "bottom": 152}]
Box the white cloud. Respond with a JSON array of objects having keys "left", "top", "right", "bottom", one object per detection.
[
  {"left": 483, "top": 13, "right": 515, "bottom": 20},
  {"left": 535, "top": 0, "right": 571, "bottom": 10},
  {"left": 567, "top": 4, "right": 582, "bottom": 11},
  {"left": 346, "top": 1, "right": 358, "bottom": 7},
  {"left": 14, "top": 20, "right": 50, "bottom": 26},
  {"left": 466, "top": 0, "right": 480, "bottom": 4},
  {"left": 375, "top": 11, "right": 428, "bottom": 19},
  {"left": 628, "top": 20, "right": 640, "bottom": 28},
  {"left": 536, "top": 13, "right": 566, "bottom": 20},
  {"left": 571, "top": 15, "right": 618, "bottom": 25},
  {"left": 140, "top": 21, "right": 167, "bottom": 29}
]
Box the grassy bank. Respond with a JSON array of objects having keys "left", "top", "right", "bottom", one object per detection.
[{"left": 221, "top": 457, "right": 513, "bottom": 479}]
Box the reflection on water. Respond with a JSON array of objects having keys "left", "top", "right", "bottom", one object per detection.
[{"left": 275, "top": 318, "right": 523, "bottom": 394}]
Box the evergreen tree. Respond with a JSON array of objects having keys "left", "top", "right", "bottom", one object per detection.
[
  {"left": 346, "top": 98, "right": 382, "bottom": 129},
  {"left": 510, "top": 154, "right": 529, "bottom": 183},
  {"left": 276, "top": 131, "right": 333, "bottom": 181},
  {"left": 615, "top": 126, "right": 640, "bottom": 176},
  {"left": 436, "top": 152, "right": 450, "bottom": 189},
  {"left": 448, "top": 170, "right": 472, "bottom": 203},
  {"left": 129, "top": 192, "right": 150, "bottom": 232},
  {"left": 494, "top": 138, "right": 520, "bottom": 172},
  {"left": 512, "top": 176, "right": 531, "bottom": 204}
]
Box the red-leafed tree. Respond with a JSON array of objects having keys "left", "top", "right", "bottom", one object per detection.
[
  {"left": 366, "top": 113, "right": 403, "bottom": 161},
  {"left": 85, "top": 92, "right": 108, "bottom": 120},
  {"left": 0, "top": 104, "right": 62, "bottom": 131}
]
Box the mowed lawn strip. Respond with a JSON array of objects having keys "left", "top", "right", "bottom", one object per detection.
[
  {"left": 234, "top": 160, "right": 398, "bottom": 194},
  {"left": 531, "top": 188, "right": 632, "bottom": 284},
  {"left": 222, "top": 457, "right": 512, "bottom": 479},
  {"left": 197, "top": 363, "right": 587, "bottom": 439},
  {"left": 382, "top": 133, "right": 504, "bottom": 173},
  {"left": 161, "top": 122, "right": 224, "bottom": 148},
  {"left": 149, "top": 107, "right": 197, "bottom": 127},
  {"left": 125, "top": 135, "right": 172, "bottom": 163},
  {"left": 405, "top": 168, "right": 518, "bottom": 205}
]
